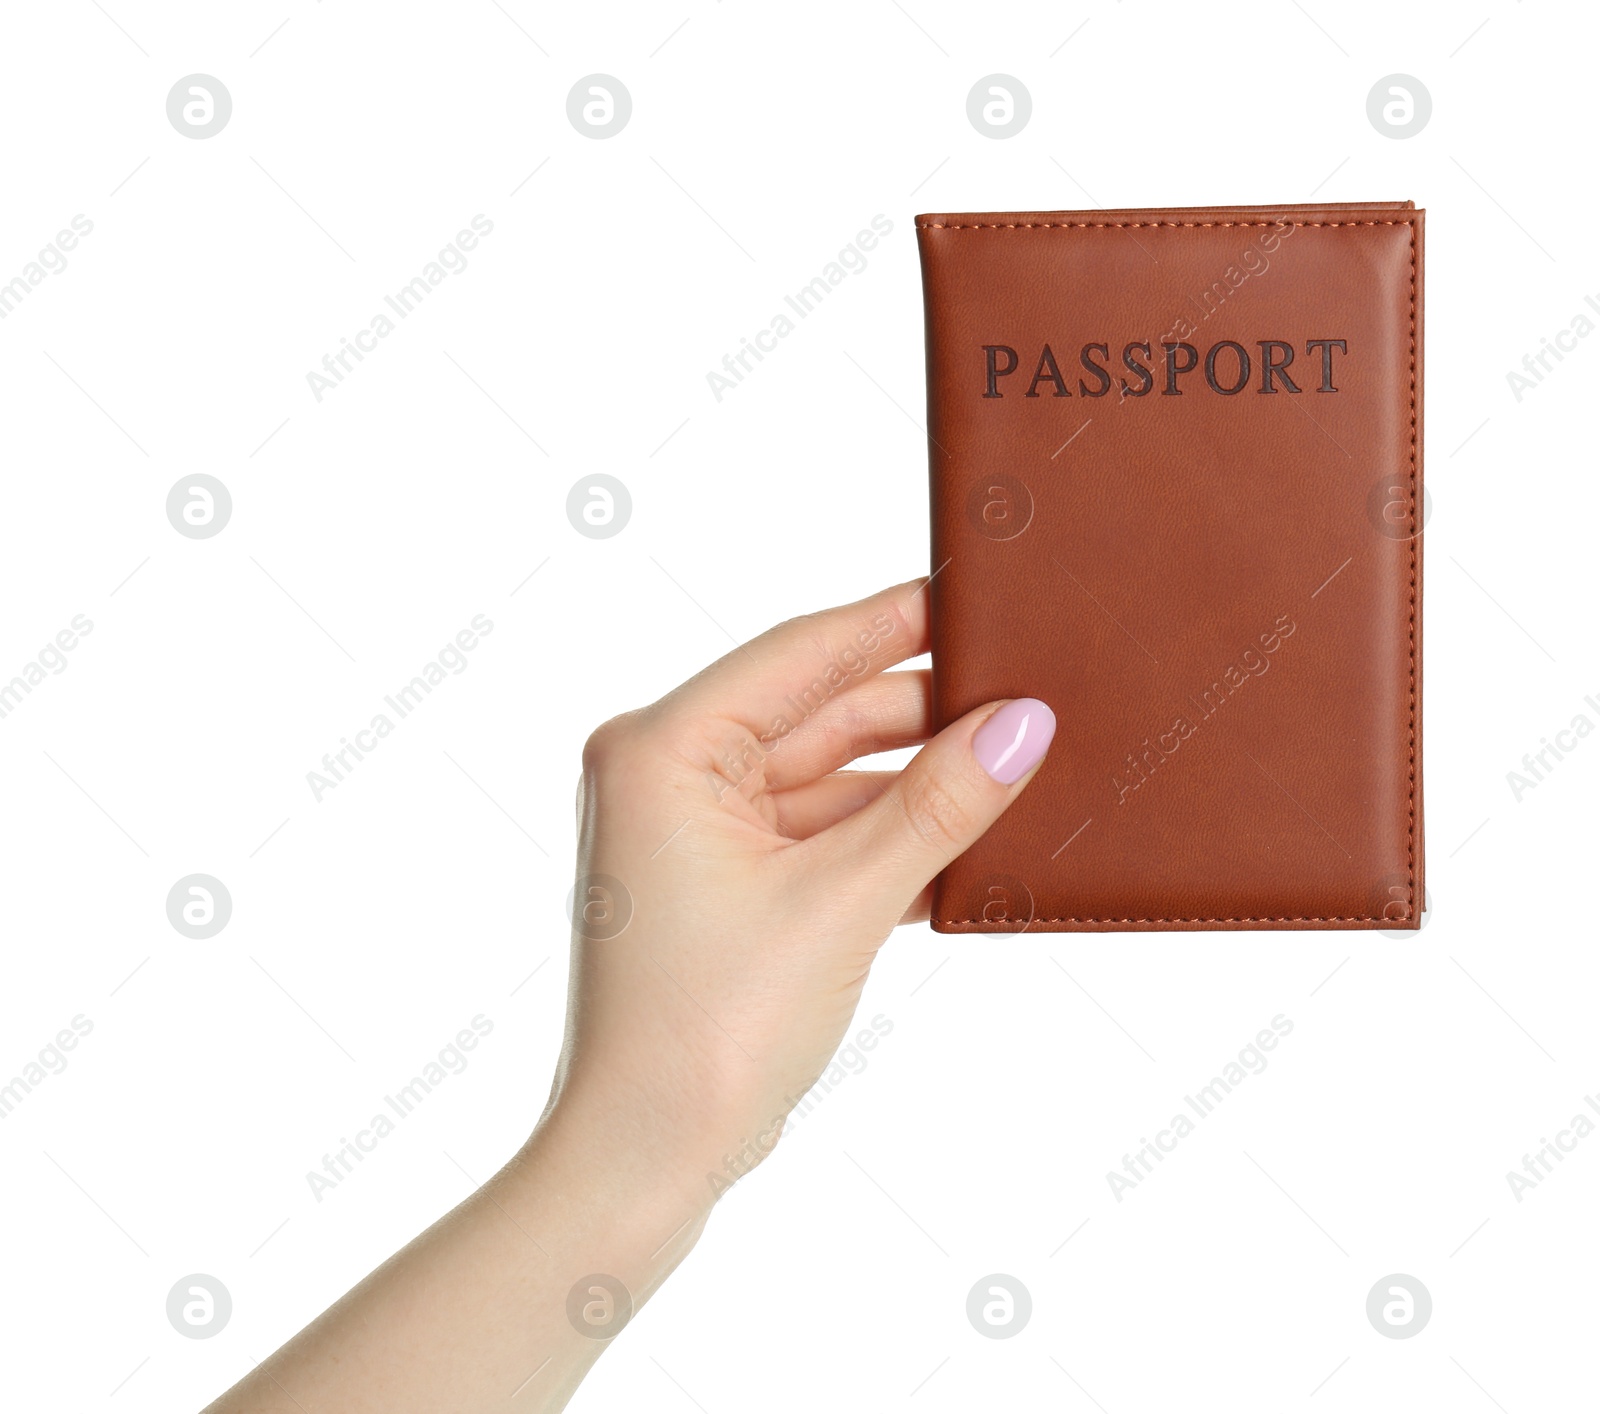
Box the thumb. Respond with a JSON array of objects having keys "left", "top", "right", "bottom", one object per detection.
[{"left": 818, "top": 697, "right": 1057, "bottom": 902}]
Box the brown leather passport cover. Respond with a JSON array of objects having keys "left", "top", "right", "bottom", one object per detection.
[{"left": 919, "top": 202, "right": 1423, "bottom": 932}]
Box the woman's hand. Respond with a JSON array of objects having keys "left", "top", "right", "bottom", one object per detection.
[
  {"left": 548, "top": 577, "right": 1056, "bottom": 1202},
  {"left": 205, "top": 577, "right": 1054, "bottom": 1414}
]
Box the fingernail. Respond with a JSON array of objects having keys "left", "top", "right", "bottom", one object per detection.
[{"left": 972, "top": 698, "right": 1057, "bottom": 784}]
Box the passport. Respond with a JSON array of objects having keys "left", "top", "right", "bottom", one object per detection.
[{"left": 918, "top": 202, "right": 1425, "bottom": 931}]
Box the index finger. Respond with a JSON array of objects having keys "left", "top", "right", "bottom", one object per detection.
[{"left": 656, "top": 577, "right": 931, "bottom": 737}]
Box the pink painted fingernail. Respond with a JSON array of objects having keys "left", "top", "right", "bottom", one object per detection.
[{"left": 972, "top": 698, "right": 1056, "bottom": 784}]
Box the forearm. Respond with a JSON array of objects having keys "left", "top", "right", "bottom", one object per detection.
[{"left": 204, "top": 1105, "right": 716, "bottom": 1414}]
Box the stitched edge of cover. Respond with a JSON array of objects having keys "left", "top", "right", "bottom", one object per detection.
[
  {"left": 1406, "top": 219, "right": 1418, "bottom": 922},
  {"left": 938, "top": 917, "right": 1409, "bottom": 926},
  {"left": 914, "top": 219, "right": 1412, "bottom": 229},
  {"left": 925, "top": 217, "right": 1420, "bottom": 925}
]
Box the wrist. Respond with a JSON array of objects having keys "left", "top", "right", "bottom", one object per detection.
[
  {"left": 532, "top": 1072, "right": 784, "bottom": 1212},
  {"left": 495, "top": 1096, "right": 720, "bottom": 1299}
]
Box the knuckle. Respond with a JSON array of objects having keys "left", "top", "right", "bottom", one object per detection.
[
  {"left": 771, "top": 609, "right": 821, "bottom": 643},
  {"left": 839, "top": 702, "right": 883, "bottom": 759},
  {"left": 815, "top": 701, "right": 877, "bottom": 765},
  {"left": 900, "top": 772, "right": 972, "bottom": 854},
  {"left": 581, "top": 709, "right": 647, "bottom": 775},
  {"left": 875, "top": 594, "right": 914, "bottom": 652}
]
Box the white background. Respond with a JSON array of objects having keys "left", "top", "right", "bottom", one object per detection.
[{"left": 1, "top": 1, "right": 1595, "bottom": 1409}]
